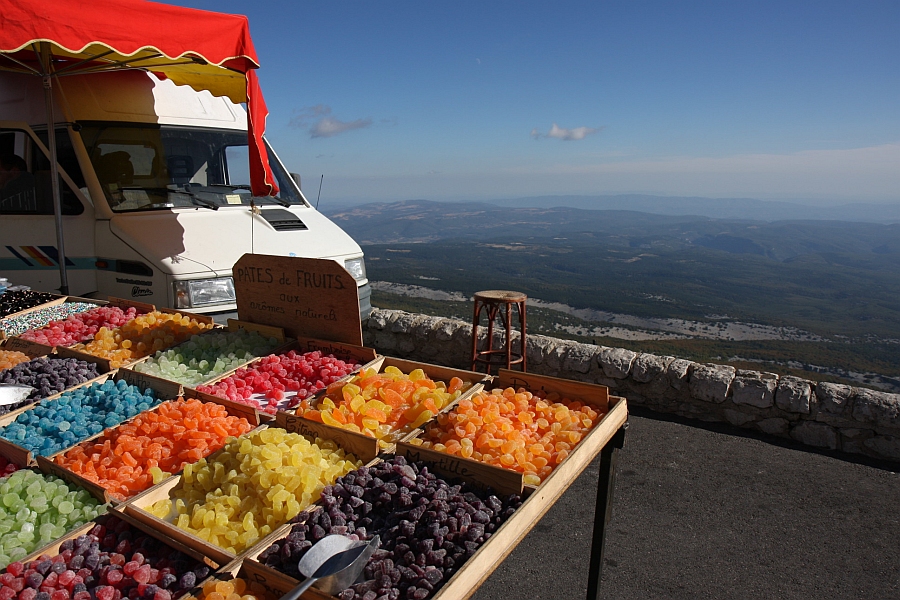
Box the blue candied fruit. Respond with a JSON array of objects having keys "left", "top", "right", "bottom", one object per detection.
[{"left": 0, "top": 379, "right": 161, "bottom": 456}]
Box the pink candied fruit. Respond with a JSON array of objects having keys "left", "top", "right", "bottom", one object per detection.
[
  {"left": 50, "top": 591, "right": 70, "bottom": 600},
  {"left": 18, "top": 588, "right": 38, "bottom": 600},
  {"left": 0, "top": 588, "right": 16, "bottom": 600},
  {"left": 132, "top": 566, "right": 151, "bottom": 585}
]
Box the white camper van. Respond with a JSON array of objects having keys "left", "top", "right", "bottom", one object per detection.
[{"left": 0, "top": 70, "right": 371, "bottom": 318}]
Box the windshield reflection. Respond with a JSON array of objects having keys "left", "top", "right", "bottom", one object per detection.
[{"left": 79, "top": 124, "right": 304, "bottom": 212}]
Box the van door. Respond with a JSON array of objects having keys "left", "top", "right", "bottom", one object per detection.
[{"left": 0, "top": 123, "right": 97, "bottom": 295}]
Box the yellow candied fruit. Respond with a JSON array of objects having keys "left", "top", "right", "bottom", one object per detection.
[{"left": 148, "top": 427, "right": 360, "bottom": 554}]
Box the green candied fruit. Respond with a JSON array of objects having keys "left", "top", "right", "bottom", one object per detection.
[
  {"left": 2, "top": 493, "right": 17, "bottom": 508},
  {"left": 57, "top": 500, "right": 74, "bottom": 514}
]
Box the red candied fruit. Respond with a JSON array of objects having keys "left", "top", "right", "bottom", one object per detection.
[
  {"left": 5, "top": 564, "right": 24, "bottom": 577},
  {"left": 105, "top": 570, "right": 123, "bottom": 586},
  {"left": 50, "top": 591, "right": 69, "bottom": 600},
  {"left": 0, "top": 588, "right": 16, "bottom": 600},
  {"left": 56, "top": 571, "right": 75, "bottom": 588},
  {"left": 19, "top": 588, "right": 38, "bottom": 600},
  {"left": 133, "top": 566, "right": 151, "bottom": 585},
  {"left": 95, "top": 587, "right": 116, "bottom": 600}
]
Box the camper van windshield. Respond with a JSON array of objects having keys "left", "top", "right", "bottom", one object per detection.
[{"left": 79, "top": 125, "right": 304, "bottom": 212}]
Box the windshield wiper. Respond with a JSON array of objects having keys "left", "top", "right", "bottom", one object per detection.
[
  {"left": 119, "top": 187, "right": 217, "bottom": 210},
  {"left": 210, "top": 184, "right": 292, "bottom": 208}
]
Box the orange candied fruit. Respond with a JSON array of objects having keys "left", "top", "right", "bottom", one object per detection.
[
  {"left": 70, "top": 310, "right": 213, "bottom": 368},
  {"left": 298, "top": 366, "right": 471, "bottom": 445},
  {"left": 0, "top": 350, "right": 32, "bottom": 371},
  {"left": 53, "top": 397, "right": 253, "bottom": 500},
  {"left": 410, "top": 387, "right": 605, "bottom": 485}
]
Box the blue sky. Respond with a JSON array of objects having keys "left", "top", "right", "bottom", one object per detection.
[{"left": 169, "top": 0, "right": 899, "bottom": 205}]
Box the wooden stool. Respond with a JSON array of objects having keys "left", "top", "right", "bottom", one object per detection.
[{"left": 471, "top": 290, "right": 527, "bottom": 374}]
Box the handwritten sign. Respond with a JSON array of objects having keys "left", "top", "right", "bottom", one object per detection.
[
  {"left": 275, "top": 412, "right": 379, "bottom": 462},
  {"left": 396, "top": 442, "right": 523, "bottom": 495},
  {"left": 233, "top": 254, "right": 362, "bottom": 346}
]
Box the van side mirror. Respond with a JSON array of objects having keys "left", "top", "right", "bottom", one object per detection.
[{"left": 290, "top": 172, "right": 301, "bottom": 190}]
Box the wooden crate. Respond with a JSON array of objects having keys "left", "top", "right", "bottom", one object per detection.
[
  {"left": 0, "top": 368, "right": 180, "bottom": 468},
  {"left": 275, "top": 357, "right": 487, "bottom": 463},
  {"left": 0, "top": 337, "right": 54, "bottom": 359},
  {"left": 19, "top": 512, "right": 222, "bottom": 573},
  {"left": 237, "top": 393, "right": 627, "bottom": 600},
  {"left": 42, "top": 384, "right": 261, "bottom": 504},
  {"left": 113, "top": 421, "right": 372, "bottom": 568},
  {"left": 189, "top": 335, "right": 378, "bottom": 417},
  {"left": 122, "top": 320, "right": 291, "bottom": 389}
]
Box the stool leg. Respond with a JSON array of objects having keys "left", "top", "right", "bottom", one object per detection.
[
  {"left": 504, "top": 301, "right": 513, "bottom": 370},
  {"left": 485, "top": 304, "right": 497, "bottom": 370},
  {"left": 471, "top": 300, "right": 482, "bottom": 372},
  {"left": 519, "top": 299, "right": 527, "bottom": 372}
]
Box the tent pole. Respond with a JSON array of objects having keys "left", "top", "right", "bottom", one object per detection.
[{"left": 40, "top": 45, "right": 68, "bottom": 295}]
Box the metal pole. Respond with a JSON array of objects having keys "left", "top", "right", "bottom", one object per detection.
[
  {"left": 41, "top": 44, "right": 68, "bottom": 294},
  {"left": 586, "top": 424, "right": 627, "bottom": 600}
]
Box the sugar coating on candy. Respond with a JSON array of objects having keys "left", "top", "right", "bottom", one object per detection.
[
  {"left": 54, "top": 398, "right": 254, "bottom": 501},
  {"left": 148, "top": 427, "right": 361, "bottom": 554},
  {"left": 0, "top": 350, "right": 32, "bottom": 372},
  {"left": 258, "top": 456, "right": 524, "bottom": 600},
  {"left": 132, "top": 329, "right": 281, "bottom": 387},
  {"left": 0, "top": 357, "right": 101, "bottom": 415},
  {"left": 20, "top": 306, "right": 148, "bottom": 347},
  {"left": 196, "top": 350, "right": 361, "bottom": 415},
  {"left": 0, "top": 379, "right": 161, "bottom": 456},
  {"left": 409, "top": 387, "right": 604, "bottom": 485},
  {"left": 0, "top": 516, "right": 207, "bottom": 600},
  {"left": 0, "top": 469, "right": 106, "bottom": 569},
  {"left": 299, "top": 367, "right": 471, "bottom": 445},
  {"left": 0, "top": 303, "right": 96, "bottom": 338},
  {"left": 71, "top": 311, "right": 214, "bottom": 368},
  {"left": 0, "top": 290, "right": 58, "bottom": 319},
  {"left": 197, "top": 578, "right": 268, "bottom": 600}
]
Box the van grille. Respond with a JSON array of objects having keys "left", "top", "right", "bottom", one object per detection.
[{"left": 260, "top": 209, "right": 308, "bottom": 231}]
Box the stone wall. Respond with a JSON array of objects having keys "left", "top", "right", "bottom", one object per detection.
[{"left": 363, "top": 309, "right": 900, "bottom": 462}]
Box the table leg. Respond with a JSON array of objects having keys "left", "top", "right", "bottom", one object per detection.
[{"left": 586, "top": 424, "right": 627, "bottom": 600}]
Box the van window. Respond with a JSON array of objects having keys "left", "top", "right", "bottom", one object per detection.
[
  {"left": 0, "top": 127, "right": 84, "bottom": 216},
  {"left": 79, "top": 124, "right": 303, "bottom": 212}
]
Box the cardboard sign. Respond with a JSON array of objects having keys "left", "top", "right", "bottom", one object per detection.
[{"left": 233, "top": 254, "right": 362, "bottom": 346}]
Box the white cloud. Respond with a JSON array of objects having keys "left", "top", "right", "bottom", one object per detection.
[
  {"left": 290, "top": 105, "right": 372, "bottom": 138},
  {"left": 532, "top": 123, "right": 601, "bottom": 141}
]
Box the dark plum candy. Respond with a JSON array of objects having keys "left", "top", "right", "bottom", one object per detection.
[{"left": 259, "top": 457, "right": 524, "bottom": 599}]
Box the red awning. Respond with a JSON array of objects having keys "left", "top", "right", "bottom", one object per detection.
[{"left": 0, "top": 0, "right": 278, "bottom": 196}]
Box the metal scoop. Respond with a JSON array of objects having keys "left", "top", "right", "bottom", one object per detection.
[
  {"left": 0, "top": 384, "right": 33, "bottom": 407},
  {"left": 281, "top": 534, "right": 381, "bottom": 600}
]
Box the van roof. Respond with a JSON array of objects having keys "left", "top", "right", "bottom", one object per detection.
[{"left": 0, "top": 70, "right": 247, "bottom": 130}]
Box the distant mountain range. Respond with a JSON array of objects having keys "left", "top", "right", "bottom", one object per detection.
[
  {"left": 322, "top": 194, "right": 900, "bottom": 224},
  {"left": 322, "top": 199, "right": 900, "bottom": 260}
]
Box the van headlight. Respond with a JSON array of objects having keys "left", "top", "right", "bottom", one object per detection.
[
  {"left": 344, "top": 257, "right": 367, "bottom": 282},
  {"left": 173, "top": 277, "right": 236, "bottom": 308}
]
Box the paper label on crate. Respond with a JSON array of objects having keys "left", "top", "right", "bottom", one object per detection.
[{"left": 233, "top": 254, "right": 362, "bottom": 345}]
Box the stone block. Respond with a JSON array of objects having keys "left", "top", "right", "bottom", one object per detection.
[
  {"left": 775, "top": 376, "right": 813, "bottom": 414},
  {"left": 599, "top": 347, "right": 637, "bottom": 379},
  {"left": 390, "top": 311, "right": 421, "bottom": 333},
  {"left": 666, "top": 359, "right": 692, "bottom": 390},
  {"left": 632, "top": 353, "right": 675, "bottom": 383},
  {"left": 563, "top": 343, "right": 599, "bottom": 374},
  {"left": 851, "top": 388, "right": 900, "bottom": 429},
  {"left": 815, "top": 382, "right": 853, "bottom": 416},
  {"left": 526, "top": 335, "right": 556, "bottom": 367},
  {"left": 689, "top": 364, "right": 735, "bottom": 404},
  {"left": 758, "top": 418, "right": 789, "bottom": 435},
  {"left": 724, "top": 409, "right": 756, "bottom": 427},
  {"left": 731, "top": 373, "right": 777, "bottom": 408},
  {"left": 373, "top": 331, "right": 396, "bottom": 351},
  {"left": 790, "top": 421, "right": 838, "bottom": 449},
  {"left": 863, "top": 435, "right": 900, "bottom": 460},
  {"left": 366, "top": 309, "right": 389, "bottom": 330}
]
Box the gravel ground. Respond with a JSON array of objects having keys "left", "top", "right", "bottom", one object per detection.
[{"left": 472, "top": 408, "right": 900, "bottom": 600}]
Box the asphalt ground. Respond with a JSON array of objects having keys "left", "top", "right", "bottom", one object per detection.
[{"left": 471, "top": 408, "right": 900, "bottom": 600}]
